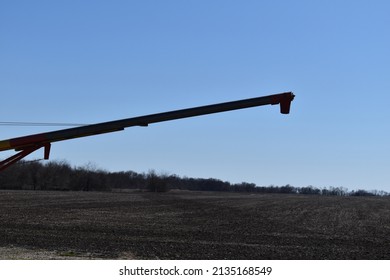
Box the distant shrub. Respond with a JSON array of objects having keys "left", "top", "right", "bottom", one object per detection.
[
  {"left": 350, "top": 189, "right": 375, "bottom": 196},
  {"left": 146, "top": 170, "right": 170, "bottom": 192},
  {"left": 299, "top": 186, "right": 321, "bottom": 195}
]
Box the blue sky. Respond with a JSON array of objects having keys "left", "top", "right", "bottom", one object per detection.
[{"left": 1, "top": 1, "right": 389, "bottom": 191}]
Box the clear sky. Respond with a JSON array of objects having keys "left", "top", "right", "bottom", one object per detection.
[{"left": 1, "top": 0, "right": 389, "bottom": 191}]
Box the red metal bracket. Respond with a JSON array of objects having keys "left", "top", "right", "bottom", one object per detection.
[
  {"left": 0, "top": 145, "right": 48, "bottom": 171},
  {"left": 44, "top": 143, "right": 51, "bottom": 160}
]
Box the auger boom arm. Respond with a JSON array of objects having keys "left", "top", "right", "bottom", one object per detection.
[{"left": 0, "top": 92, "right": 294, "bottom": 171}]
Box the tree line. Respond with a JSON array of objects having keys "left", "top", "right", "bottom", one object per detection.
[{"left": 0, "top": 160, "right": 388, "bottom": 196}]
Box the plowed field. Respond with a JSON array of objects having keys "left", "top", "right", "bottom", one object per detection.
[{"left": 0, "top": 190, "right": 389, "bottom": 259}]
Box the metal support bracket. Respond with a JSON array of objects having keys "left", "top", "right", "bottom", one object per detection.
[
  {"left": 0, "top": 145, "right": 49, "bottom": 171},
  {"left": 44, "top": 143, "right": 51, "bottom": 160}
]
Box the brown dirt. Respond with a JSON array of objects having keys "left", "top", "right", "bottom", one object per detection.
[{"left": 0, "top": 190, "right": 389, "bottom": 259}]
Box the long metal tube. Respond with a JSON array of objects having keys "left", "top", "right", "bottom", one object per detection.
[{"left": 0, "top": 92, "right": 294, "bottom": 152}]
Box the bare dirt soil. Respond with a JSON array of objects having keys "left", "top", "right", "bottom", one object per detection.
[{"left": 0, "top": 190, "right": 389, "bottom": 259}]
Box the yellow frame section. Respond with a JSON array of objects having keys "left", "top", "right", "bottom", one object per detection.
[{"left": 0, "top": 140, "right": 12, "bottom": 151}]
